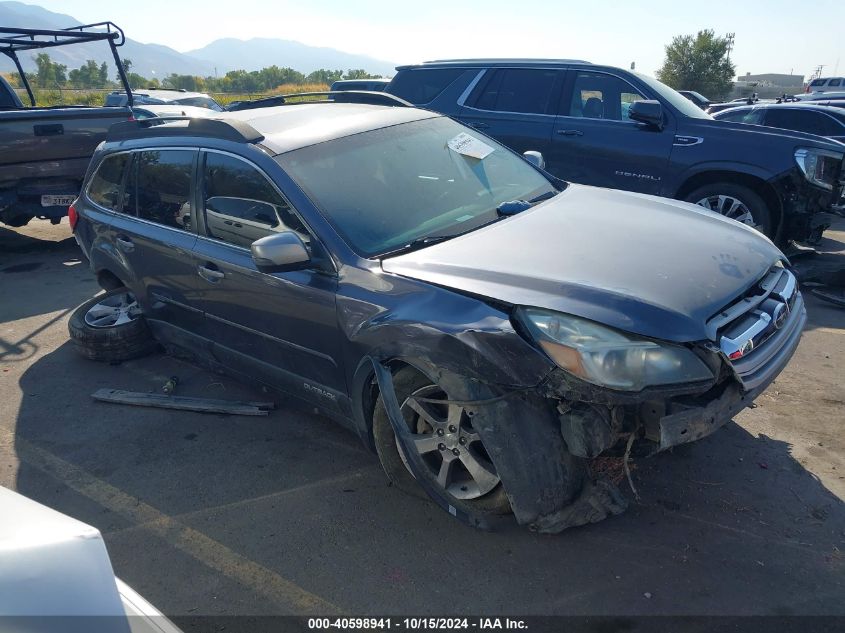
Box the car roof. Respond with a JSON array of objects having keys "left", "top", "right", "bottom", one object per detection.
[
  {"left": 227, "top": 103, "right": 439, "bottom": 154},
  {"left": 396, "top": 58, "right": 591, "bottom": 70},
  {"left": 110, "top": 102, "right": 440, "bottom": 155},
  {"left": 332, "top": 78, "right": 388, "bottom": 84},
  {"left": 736, "top": 103, "right": 845, "bottom": 113}
]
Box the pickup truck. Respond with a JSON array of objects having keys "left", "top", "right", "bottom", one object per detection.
[
  {"left": 0, "top": 75, "right": 130, "bottom": 227},
  {"left": 0, "top": 22, "right": 134, "bottom": 227}
]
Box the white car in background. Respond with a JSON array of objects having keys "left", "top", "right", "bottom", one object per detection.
[
  {"left": 0, "top": 486, "right": 182, "bottom": 633},
  {"left": 131, "top": 104, "right": 221, "bottom": 120},
  {"left": 804, "top": 77, "right": 845, "bottom": 94}
]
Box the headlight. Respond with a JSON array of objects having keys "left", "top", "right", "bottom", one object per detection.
[
  {"left": 516, "top": 308, "right": 713, "bottom": 391},
  {"left": 794, "top": 147, "right": 843, "bottom": 191}
]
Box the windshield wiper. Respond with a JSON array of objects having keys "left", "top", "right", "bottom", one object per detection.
[
  {"left": 496, "top": 190, "right": 559, "bottom": 215},
  {"left": 380, "top": 234, "right": 458, "bottom": 258}
]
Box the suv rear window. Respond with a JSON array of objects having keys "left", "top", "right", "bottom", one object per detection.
[
  {"left": 387, "top": 68, "right": 466, "bottom": 105},
  {"left": 88, "top": 153, "right": 130, "bottom": 211},
  {"left": 469, "top": 69, "right": 561, "bottom": 115},
  {"left": 134, "top": 149, "right": 195, "bottom": 230}
]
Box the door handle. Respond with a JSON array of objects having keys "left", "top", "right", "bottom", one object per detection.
[
  {"left": 468, "top": 122, "right": 489, "bottom": 130},
  {"left": 556, "top": 129, "right": 584, "bottom": 136},
  {"left": 198, "top": 263, "right": 224, "bottom": 283},
  {"left": 115, "top": 235, "right": 134, "bottom": 252}
]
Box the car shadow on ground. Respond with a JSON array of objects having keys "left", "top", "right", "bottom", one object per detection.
[
  {"left": 10, "top": 340, "right": 845, "bottom": 616},
  {"left": 0, "top": 229, "right": 94, "bottom": 317}
]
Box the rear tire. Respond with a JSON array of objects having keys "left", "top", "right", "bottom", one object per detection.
[
  {"left": 2, "top": 214, "right": 32, "bottom": 228},
  {"left": 68, "top": 288, "right": 157, "bottom": 362},
  {"left": 373, "top": 366, "right": 512, "bottom": 515},
  {"left": 684, "top": 183, "right": 775, "bottom": 239}
]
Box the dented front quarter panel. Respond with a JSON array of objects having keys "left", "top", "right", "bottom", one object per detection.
[{"left": 336, "top": 263, "right": 600, "bottom": 526}]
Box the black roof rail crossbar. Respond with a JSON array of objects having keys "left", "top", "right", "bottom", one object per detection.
[
  {"left": 284, "top": 90, "right": 411, "bottom": 107},
  {"left": 0, "top": 22, "right": 131, "bottom": 107},
  {"left": 228, "top": 90, "right": 411, "bottom": 112},
  {"left": 106, "top": 117, "right": 265, "bottom": 144}
]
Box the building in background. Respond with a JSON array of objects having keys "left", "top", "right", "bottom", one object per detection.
[{"left": 731, "top": 72, "right": 806, "bottom": 99}]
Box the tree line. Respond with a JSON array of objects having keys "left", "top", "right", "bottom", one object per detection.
[{"left": 16, "top": 53, "right": 383, "bottom": 92}]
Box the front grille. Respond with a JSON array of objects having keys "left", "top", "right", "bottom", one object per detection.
[{"left": 706, "top": 265, "right": 805, "bottom": 390}]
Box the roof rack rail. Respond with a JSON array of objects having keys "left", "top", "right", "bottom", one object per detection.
[
  {"left": 106, "top": 117, "right": 264, "bottom": 144},
  {"left": 227, "top": 90, "right": 410, "bottom": 112},
  {"left": 0, "top": 22, "right": 132, "bottom": 107}
]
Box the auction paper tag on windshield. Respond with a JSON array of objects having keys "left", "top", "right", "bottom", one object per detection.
[{"left": 447, "top": 132, "right": 495, "bottom": 159}]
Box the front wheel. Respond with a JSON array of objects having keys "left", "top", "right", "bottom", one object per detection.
[
  {"left": 684, "top": 183, "right": 775, "bottom": 239},
  {"left": 372, "top": 366, "right": 512, "bottom": 515},
  {"left": 68, "top": 288, "right": 158, "bottom": 362}
]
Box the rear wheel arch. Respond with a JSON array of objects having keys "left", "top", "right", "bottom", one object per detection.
[
  {"left": 676, "top": 170, "right": 784, "bottom": 241},
  {"left": 96, "top": 268, "right": 125, "bottom": 291}
]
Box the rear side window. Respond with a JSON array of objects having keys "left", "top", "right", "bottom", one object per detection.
[
  {"left": 829, "top": 78, "right": 842, "bottom": 87},
  {"left": 567, "top": 71, "right": 647, "bottom": 121},
  {"left": 469, "top": 69, "right": 561, "bottom": 115},
  {"left": 387, "top": 68, "right": 466, "bottom": 105},
  {"left": 134, "top": 150, "right": 195, "bottom": 230},
  {"left": 764, "top": 108, "right": 841, "bottom": 137},
  {"left": 88, "top": 153, "right": 130, "bottom": 212},
  {"left": 202, "top": 152, "right": 307, "bottom": 249}
]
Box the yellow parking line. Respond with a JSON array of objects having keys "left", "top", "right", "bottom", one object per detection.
[{"left": 13, "top": 437, "right": 344, "bottom": 615}]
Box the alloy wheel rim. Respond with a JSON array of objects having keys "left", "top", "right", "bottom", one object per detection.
[
  {"left": 84, "top": 292, "right": 142, "bottom": 328},
  {"left": 394, "top": 384, "right": 500, "bottom": 500},
  {"left": 695, "top": 194, "right": 759, "bottom": 228}
]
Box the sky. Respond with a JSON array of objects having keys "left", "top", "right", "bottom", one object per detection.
[{"left": 26, "top": 0, "right": 845, "bottom": 79}]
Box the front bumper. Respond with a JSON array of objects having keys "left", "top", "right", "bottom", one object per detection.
[
  {"left": 544, "top": 291, "right": 806, "bottom": 456},
  {"left": 775, "top": 167, "right": 843, "bottom": 242}
]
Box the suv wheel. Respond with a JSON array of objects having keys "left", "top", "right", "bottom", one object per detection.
[
  {"left": 685, "top": 183, "right": 774, "bottom": 239},
  {"left": 373, "top": 366, "right": 512, "bottom": 515},
  {"left": 68, "top": 288, "right": 158, "bottom": 361}
]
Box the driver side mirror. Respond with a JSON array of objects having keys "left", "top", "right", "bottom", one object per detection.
[
  {"left": 523, "top": 151, "right": 546, "bottom": 170},
  {"left": 251, "top": 231, "right": 310, "bottom": 273},
  {"left": 628, "top": 100, "right": 664, "bottom": 130}
]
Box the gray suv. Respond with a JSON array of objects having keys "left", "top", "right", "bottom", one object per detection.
[{"left": 69, "top": 96, "right": 806, "bottom": 533}]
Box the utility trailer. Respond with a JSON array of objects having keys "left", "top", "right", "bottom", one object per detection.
[{"left": 0, "top": 22, "right": 133, "bottom": 227}]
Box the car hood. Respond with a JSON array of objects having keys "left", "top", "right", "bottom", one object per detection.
[
  {"left": 693, "top": 117, "right": 845, "bottom": 149},
  {"left": 381, "top": 185, "right": 784, "bottom": 343}
]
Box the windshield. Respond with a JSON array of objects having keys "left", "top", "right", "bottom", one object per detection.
[
  {"left": 636, "top": 74, "right": 713, "bottom": 120},
  {"left": 277, "top": 117, "right": 556, "bottom": 257}
]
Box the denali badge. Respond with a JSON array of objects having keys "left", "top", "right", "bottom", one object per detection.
[{"left": 615, "top": 170, "right": 661, "bottom": 182}]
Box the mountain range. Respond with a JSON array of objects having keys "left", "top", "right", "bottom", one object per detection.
[{"left": 0, "top": 1, "right": 396, "bottom": 79}]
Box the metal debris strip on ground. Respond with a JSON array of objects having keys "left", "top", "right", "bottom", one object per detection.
[{"left": 91, "top": 388, "right": 276, "bottom": 416}]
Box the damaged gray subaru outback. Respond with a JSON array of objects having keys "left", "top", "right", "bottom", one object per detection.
[{"left": 70, "top": 93, "right": 806, "bottom": 533}]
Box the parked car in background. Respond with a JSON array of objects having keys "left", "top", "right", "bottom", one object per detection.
[
  {"left": 794, "top": 99, "right": 845, "bottom": 110},
  {"left": 678, "top": 90, "right": 711, "bottom": 109},
  {"left": 104, "top": 89, "right": 225, "bottom": 111},
  {"left": 330, "top": 78, "right": 390, "bottom": 92},
  {"left": 712, "top": 103, "right": 845, "bottom": 143},
  {"left": 796, "top": 91, "right": 845, "bottom": 102},
  {"left": 69, "top": 96, "right": 806, "bottom": 532},
  {"left": 705, "top": 98, "right": 774, "bottom": 114},
  {"left": 131, "top": 104, "right": 220, "bottom": 119},
  {"left": 386, "top": 59, "right": 844, "bottom": 244},
  {"left": 805, "top": 77, "right": 845, "bottom": 93}
]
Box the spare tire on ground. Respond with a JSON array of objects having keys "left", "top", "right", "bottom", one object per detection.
[{"left": 68, "top": 288, "right": 158, "bottom": 362}]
